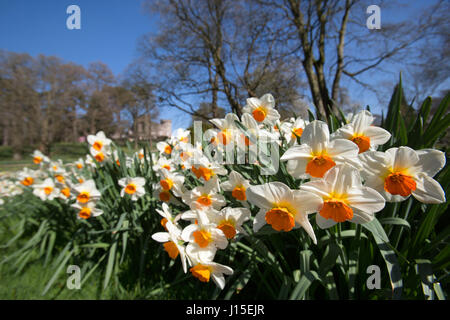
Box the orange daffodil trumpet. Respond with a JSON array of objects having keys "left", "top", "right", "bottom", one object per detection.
[
  {"left": 332, "top": 110, "right": 391, "bottom": 153},
  {"left": 246, "top": 182, "right": 323, "bottom": 244},
  {"left": 280, "top": 120, "right": 361, "bottom": 179},
  {"left": 359, "top": 147, "right": 446, "bottom": 204},
  {"left": 300, "top": 163, "right": 386, "bottom": 229}
]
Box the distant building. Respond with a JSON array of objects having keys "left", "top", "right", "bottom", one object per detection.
[{"left": 133, "top": 115, "right": 172, "bottom": 141}]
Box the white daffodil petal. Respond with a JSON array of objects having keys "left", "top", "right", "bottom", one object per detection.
[
  {"left": 315, "top": 213, "right": 337, "bottom": 229},
  {"left": 280, "top": 144, "right": 313, "bottom": 161},
  {"left": 412, "top": 173, "right": 446, "bottom": 204},
  {"left": 327, "top": 139, "right": 359, "bottom": 159},
  {"left": 415, "top": 149, "right": 446, "bottom": 177},
  {"left": 346, "top": 186, "right": 385, "bottom": 213},
  {"left": 388, "top": 147, "right": 419, "bottom": 172},
  {"left": 152, "top": 232, "right": 170, "bottom": 243},
  {"left": 253, "top": 209, "right": 267, "bottom": 232},
  {"left": 362, "top": 126, "right": 391, "bottom": 146},
  {"left": 246, "top": 182, "right": 290, "bottom": 209}
]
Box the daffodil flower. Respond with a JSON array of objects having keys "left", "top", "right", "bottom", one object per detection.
[
  {"left": 300, "top": 163, "right": 386, "bottom": 229},
  {"left": 87, "top": 131, "right": 112, "bottom": 153},
  {"left": 359, "top": 146, "right": 446, "bottom": 203},
  {"left": 152, "top": 220, "right": 189, "bottom": 273},
  {"left": 220, "top": 170, "right": 251, "bottom": 202},
  {"left": 187, "top": 258, "right": 233, "bottom": 290},
  {"left": 156, "top": 202, "right": 182, "bottom": 230},
  {"left": 71, "top": 201, "right": 103, "bottom": 220},
  {"left": 17, "top": 167, "right": 36, "bottom": 187},
  {"left": 157, "top": 141, "right": 173, "bottom": 155},
  {"left": 280, "top": 117, "right": 309, "bottom": 145},
  {"left": 243, "top": 93, "right": 280, "bottom": 125},
  {"left": 210, "top": 113, "right": 240, "bottom": 146},
  {"left": 72, "top": 179, "right": 101, "bottom": 204},
  {"left": 182, "top": 176, "right": 226, "bottom": 211},
  {"left": 246, "top": 181, "right": 323, "bottom": 243},
  {"left": 207, "top": 207, "right": 251, "bottom": 240},
  {"left": 32, "top": 178, "right": 60, "bottom": 201},
  {"left": 118, "top": 177, "right": 146, "bottom": 201},
  {"left": 182, "top": 221, "right": 228, "bottom": 261},
  {"left": 157, "top": 168, "right": 185, "bottom": 193},
  {"left": 280, "top": 120, "right": 360, "bottom": 179},
  {"left": 31, "top": 150, "right": 49, "bottom": 165},
  {"left": 332, "top": 110, "right": 391, "bottom": 153}
]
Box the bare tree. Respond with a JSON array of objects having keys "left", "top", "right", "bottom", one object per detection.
[{"left": 139, "top": 0, "right": 307, "bottom": 120}]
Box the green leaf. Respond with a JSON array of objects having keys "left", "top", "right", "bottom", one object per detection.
[
  {"left": 289, "top": 270, "right": 319, "bottom": 300},
  {"left": 363, "top": 219, "right": 403, "bottom": 299},
  {"left": 379, "top": 217, "right": 411, "bottom": 231},
  {"left": 42, "top": 249, "right": 73, "bottom": 296}
]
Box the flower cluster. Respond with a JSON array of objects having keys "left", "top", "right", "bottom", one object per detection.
[{"left": 0, "top": 93, "right": 446, "bottom": 291}]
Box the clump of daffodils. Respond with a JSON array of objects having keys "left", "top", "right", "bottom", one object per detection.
[{"left": 1, "top": 93, "right": 446, "bottom": 292}]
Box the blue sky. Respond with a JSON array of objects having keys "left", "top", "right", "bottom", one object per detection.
[{"left": 0, "top": 0, "right": 446, "bottom": 132}]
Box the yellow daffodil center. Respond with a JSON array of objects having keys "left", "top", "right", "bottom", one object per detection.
[
  {"left": 77, "top": 191, "right": 90, "bottom": 203},
  {"left": 55, "top": 175, "right": 65, "bottom": 183},
  {"left": 33, "top": 156, "right": 42, "bottom": 164},
  {"left": 79, "top": 207, "right": 91, "bottom": 219},
  {"left": 125, "top": 183, "right": 137, "bottom": 194},
  {"left": 218, "top": 129, "right": 232, "bottom": 145},
  {"left": 76, "top": 163, "right": 83, "bottom": 169},
  {"left": 44, "top": 187, "right": 53, "bottom": 195},
  {"left": 384, "top": 172, "right": 416, "bottom": 196},
  {"left": 160, "top": 178, "right": 173, "bottom": 191},
  {"left": 61, "top": 188, "right": 70, "bottom": 198},
  {"left": 193, "top": 230, "right": 212, "bottom": 248},
  {"left": 196, "top": 194, "right": 212, "bottom": 206},
  {"left": 94, "top": 152, "right": 105, "bottom": 162},
  {"left": 320, "top": 200, "right": 353, "bottom": 223},
  {"left": 163, "top": 241, "right": 179, "bottom": 259},
  {"left": 265, "top": 207, "right": 295, "bottom": 232},
  {"left": 93, "top": 141, "right": 103, "bottom": 151},
  {"left": 21, "top": 177, "right": 34, "bottom": 186},
  {"left": 139, "top": 153, "right": 144, "bottom": 159},
  {"left": 306, "top": 154, "right": 336, "bottom": 178},
  {"left": 192, "top": 166, "right": 213, "bottom": 181},
  {"left": 252, "top": 107, "right": 267, "bottom": 122},
  {"left": 351, "top": 135, "right": 371, "bottom": 153},
  {"left": 218, "top": 220, "right": 236, "bottom": 239},
  {"left": 190, "top": 264, "right": 211, "bottom": 283},
  {"left": 159, "top": 191, "right": 171, "bottom": 202},
  {"left": 291, "top": 127, "right": 304, "bottom": 139},
  {"left": 231, "top": 185, "right": 247, "bottom": 201},
  {"left": 162, "top": 164, "right": 171, "bottom": 171},
  {"left": 164, "top": 145, "right": 172, "bottom": 154}
]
